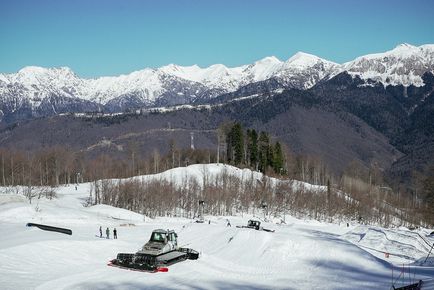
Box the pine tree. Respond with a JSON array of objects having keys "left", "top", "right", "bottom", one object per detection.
[
  {"left": 267, "top": 145, "right": 274, "bottom": 169},
  {"left": 247, "top": 129, "right": 258, "bottom": 169},
  {"left": 273, "top": 141, "right": 284, "bottom": 174},
  {"left": 258, "top": 132, "right": 270, "bottom": 173},
  {"left": 232, "top": 123, "right": 244, "bottom": 165}
]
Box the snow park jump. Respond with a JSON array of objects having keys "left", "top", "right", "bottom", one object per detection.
[{"left": 26, "top": 223, "right": 72, "bottom": 235}]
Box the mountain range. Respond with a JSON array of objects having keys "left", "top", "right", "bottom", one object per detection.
[
  {"left": 0, "top": 43, "right": 433, "bottom": 191},
  {"left": 1, "top": 43, "right": 433, "bottom": 123}
]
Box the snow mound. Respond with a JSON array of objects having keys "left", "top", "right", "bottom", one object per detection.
[
  {"left": 0, "top": 193, "right": 27, "bottom": 205},
  {"left": 121, "top": 163, "right": 326, "bottom": 193},
  {"left": 86, "top": 204, "right": 145, "bottom": 222},
  {"left": 135, "top": 164, "right": 263, "bottom": 187},
  {"left": 0, "top": 203, "right": 37, "bottom": 222}
]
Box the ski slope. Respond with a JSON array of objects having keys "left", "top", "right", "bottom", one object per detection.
[{"left": 1, "top": 166, "right": 434, "bottom": 289}]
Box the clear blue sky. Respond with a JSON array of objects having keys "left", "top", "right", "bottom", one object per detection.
[{"left": 1, "top": 0, "right": 433, "bottom": 77}]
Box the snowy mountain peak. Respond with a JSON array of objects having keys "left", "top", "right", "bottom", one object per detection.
[
  {"left": 255, "top": 56, "right": 282, "bottom": 65},
  {"left": 5, "top": 66, "right": 81, "bottom": 94},
  {"left": 163, "top": 63, "right": 181, "bottom": 71},
  {"left": 394, "top": 43, "right": 416, "bottom": 50},
  {"left": 161, "top": 63, "right": 201, "bottom": 72},
  {"left": 17, "top": 66, "right": 75, "bottom": 76},
  {"left": 387, "top": 43, "right": 424, "bottom": 58},
  {"left": 207, "top": 63, "right": 230, "bottom": 71},
  {"left": 17, "top": 66, "right": 48, "bottom": 75},
  {"left": 285, "top": 51, "right": 338, "bottom": 69},
  {"left": 288, "top": 51, "right": 319, "bottom": 61},
  {"left": 342, "top": 43, "right": 434, "bottom": 86},
  {"left": 13, "top": 66, "right": 79, "bottom": 86}
]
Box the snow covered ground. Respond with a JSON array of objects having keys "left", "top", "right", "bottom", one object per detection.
[{"left": 1, "top": 165, "right": 434, "bottom": 289}]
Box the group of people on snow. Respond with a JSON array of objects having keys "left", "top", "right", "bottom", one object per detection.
[{"left": 99, "top": 226, "right": 117, "bottom": 239}]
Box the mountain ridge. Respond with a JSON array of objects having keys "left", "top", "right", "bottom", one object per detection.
[{"left": 1, "top": 43, "right": 434, "bottom": 123}]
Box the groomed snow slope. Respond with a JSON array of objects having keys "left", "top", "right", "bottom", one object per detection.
[{"left": 0, "top": 164, "right": 433, "bottom": 290}]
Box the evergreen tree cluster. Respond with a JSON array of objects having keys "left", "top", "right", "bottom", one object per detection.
[{"left": 225, "top": 122, "right": 285, "bottom": 175}]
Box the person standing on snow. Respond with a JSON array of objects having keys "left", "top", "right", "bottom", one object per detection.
[
  {"left": 99, "top": 226, "right": 102, "bottom": 238},
  {"left": 113, "top": 228, "right": 117, "bottom": 239},
  {"left": 106, "top": 227, "right": 110, "bottom": 239}
]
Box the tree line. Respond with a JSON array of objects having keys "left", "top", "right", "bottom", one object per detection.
[
  {"left": 91, "top": 166, "right": 423, "bottom": 228},
  {"left": 1, "top": 121, "right": 433, "bottom": 226}
]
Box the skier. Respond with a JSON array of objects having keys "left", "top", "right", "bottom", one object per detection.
[
  {"left": 106, "top": 227, "right": 110, "bottom": 239},
  {"left": 113, "top": 228, "right": 117, "bottom": 239},
  {"left": 99, "top": 226, "right": 102, "bottom": 238},
  {"left": 226, "top": 219, "right": 231, "bottom": 227}
]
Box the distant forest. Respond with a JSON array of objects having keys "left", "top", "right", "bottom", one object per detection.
[{"left": 1, "top": 122, "right": 433, "bottom": 226}]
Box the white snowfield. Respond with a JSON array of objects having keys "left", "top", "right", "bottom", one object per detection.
[{"left": 0, "top": 164, "right": 434, "bottom": 290}]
